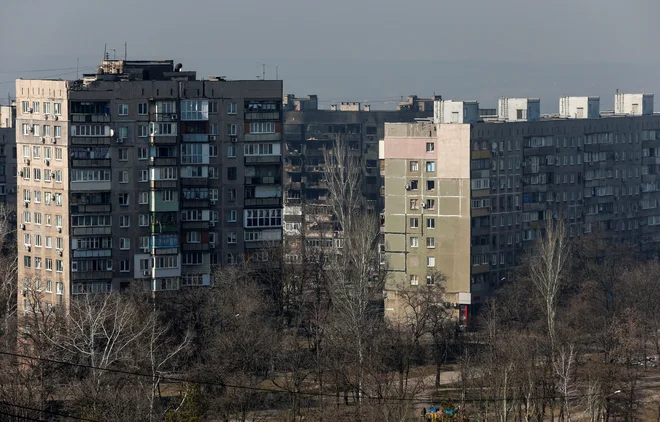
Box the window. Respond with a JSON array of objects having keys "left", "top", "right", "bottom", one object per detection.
[
  {"left": 138, "top": 103, "right": 148, "bottom": 115},
  {"left": 426, "top": 142, "right": 435, "bottom": 152},
  {"left": 139, "top": 170, "right": 148, "bottom": 182},
  {"left": 119, "top": 148, "right": 128, "bottom": 161},
  {"left": 187, "top": 232, "right": 200, "bottom": 243},
  {"left": 227, "top": 210, "right": 237, "bottom": 222},
  {"left": 138, "top": 148, "right": 148, "bottom": 160},
  {"left": 118, "top": 104, "right": 128, "bottom": 116},
  {"left": 209, "top": 101, "right": 219, "bottom": 113},
  {"left": 55, "top": 148, "right": 62, "bottom": 160},
  {"left": 244, "top": 209, "right": 282, "bottom": 227},
  {"left": 409, "top": 161, "right": 419, "bottom": 172},
  {"left": 55, "top": 215, "right": 62, "bottom": 227},
  {"left": 161, "top": 190, "right": 174, "bottom": 202},
  {"left": 227, "top": 232, "right": 237, "bottom": 244},
  {"left": 427, "top": 180, "right": 435, "bottom": 191},
  {"left": 426, "top": 237, "right": 435, "bottom": 248},
  {"left": 22, "top": 124, "right": 30, "bottom": 136},
  {"left": 120, "top": 260, "right": 130, "bottom": 272},
  {"left": 410, "top": 237, "right": 419, "bottom": 248},
  {"left": 183, "top": 253, "right": 204, "bottom": 265},
  {"left": 21, "top": 101, "right": 30, "bottom": 114},
  {"left": 119, "top": 193, "right": 129, "bottom": 206},
  {"left": 54, "top": 126, "right": 62, "bottom": 138},
  {"left": 209, "top": 167, "right": 219, "bottom": 179},
  {"left": 45, "top": 258, "right": 52, "bottom": 271},
  {"left": 119, "top": 215, "right": 130, "bottom": 228},
  {"left": 181, "top": 100, "right": 209, "bottom": 120},
  {"left": 24, "top": 256, "right": 31, "bottom": 268},
  {"left": 71, "top": 169, "right": 110, "bottom": 182},
  {"left": 426, "top": 161, "right": 436, "bottom": 172},
  {"left": 410, "top": 199, "right": 419, "bottom": 210},
  {"left": 410, "top": 275, "right": 419, "bottom": 286},
  {"left": 139, "top": 192, "right": 149, "bottom": 204},
  {"left": 227, "top": 145, "right": 236, "bottom": 158},
  {"left": 227, "top": 167, "right": 237, "bottom": 180},
  {"left": 249, "top": 122, "right": 275, "bottom": 134},
  {"left": 56, "top": 282, "right": 63, "bottom": 294},
  {"left": 56, "top": 237, "right": 63, "bottom": 250},
  {"left": 120, "top": 238, "right": 130, "bottom": 250},
  {"left": 32, "top": 146, "right": 40, "bottom": 159},
  {"left": 210, "top": 124, "right": 218, "bottom": 135},
  {"left": 227, "top": 102, "right": 237, "bottom": 114},
  {"left": 410, "top": 217, "right": 419, "bottom": 228},
  {"left": 46, "top": 280, "right": 52, "bottom": 292},
  {"left": 54, "top": 103, "right": 62, "bottom": 115},
  {"left": 35, "top": 235, "right": 41, "bottom": 247},
  {"left": 427, "top": 218, "right": 435, "bottom": 229},
  {"left": 55, "top": 170, "right": 62, "bottom": 183},
  {"left": 427, "top": 256, "right": 436, "bottom": 267},
  {"left": 54, "top": 193, "right": 62, "bottom": 206},
  {"left": 409, "top": 180, "right": 419, "bottom": 190},
  {"left": 32, "top": 101, "right": 40, "bottom": 113},
  {"left": 425, "top": 199, "right": 435, "bottom": 210},
  {"left": 209, "top": 145, "right": 218, "bottom": 157},
  {"left": 139, "top": 214, "right": 149, "bottom": 226},
  {"left": 227, "top": 124, "right": 237, "bottom": 136},
  {"left": 227, "top": 188, "right": 236, "bottom": 201},
  {"left": 119, "top": 171, "right": 129, "bottom": 183}
]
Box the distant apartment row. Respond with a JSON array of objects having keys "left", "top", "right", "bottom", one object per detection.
[{"left": 382, "top": 92, "right": 660, "bottom": 324}]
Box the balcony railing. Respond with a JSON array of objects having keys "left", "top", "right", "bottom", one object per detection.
[
  {"left": 245, "top": 133, "right": 281, "bottom": 142},
  {"left": 244, "top": 156, "right": 282, "bottom": 164},
  {"left": 182, "top": 134, "right": 208, "bottom": 143},
  {"left": 71, "top": 159, "right": 111, "bottom": 167},
  {"left": 245, "top": 177, "right": 281, "bottom": 185},
  {"left": 244, "top": 197, "right": 282, "bottom": 207},
  {"left": 151, "top": 157, "right": 177, "bottom": 166},
  {"left": 149, "top": 135, "right": 177, "bottom": 145}
]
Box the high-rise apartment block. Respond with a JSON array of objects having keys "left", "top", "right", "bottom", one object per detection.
[
  {"left": 283, "top": 95, "right": 433, "bottom": 260},
  {"left": 0, "top": 103, "right": 17, "bottom": 203},
  {"left": 382, "top": 94, "right": 660, "bottom": 324},
  {"left": 16, "top": 59, "right": 282, "bottom": 311}
]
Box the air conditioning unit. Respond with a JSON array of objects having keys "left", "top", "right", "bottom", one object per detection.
[
  {"left": 24, "top": 201, "right": 28, "bottom": 208},
  {"left": 20, "top": 224, "right": 25, "bottom": 230},
  {"left": 143, "top": 270, "right": 150, "bottom": 276},
  {"left": 44, "top": 114, "right": 49, "bottom": 120},
  {"left": 230, "top": 137, "right": 238, "bottom": 143},
  {"left": 405, "top": 185, "right": 410, "bottom": 190},
  {"left": 41, "top": 137, "right": 46, "bottom": 143},
  {"left": 28, "top": 108, "right": 33, "bottom": 113},
  {"left": 23, "top": 158, "right": 29, "bottom": 165},
  {"left": 116, "top": 139, "right": 124, "bottom": 144},
  {"left": 170, "top": 114, "right": 178, "bottom": 120},
  {"left": 210, "top": 200, "right": 217, "bottom": 205},
  {"left": 210, "top": 243, "right": 216, "bottom": 249},
  {"left": 21, "top": 289, "right": 26, "bottom": 297},
  {"left": 45, "top": 160, "right": 50, "bottom": 166},
  {"left": 25, "top": 245, "right": 30, "bottom": 252},
  {"left": 58, "top": 250, "right": 63, "bottom": 257},
  {"left": 420, "top": 203, "right": 426, "bottom": 208},
  {"left": 52, "top": 139, "right": 57, "bottom": 144},
  {"left": 209, "top": 221, "right": 216, "bottom": 227},
  {"left": 57, "top": 227, "right": 62, "bottom": 233}
]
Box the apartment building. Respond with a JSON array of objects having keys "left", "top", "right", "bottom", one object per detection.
[
  {"left": 382, "top": 94, "right": 660, "bottom": 324},
  {"left": 283, "top": 96, "right": 433, "bottom": 261},
  {"left": 0, "top": 103, "right": 16, "bottom": 203},
  {"left": 16, "top": 59, "right": 283, "bottom": 312}
]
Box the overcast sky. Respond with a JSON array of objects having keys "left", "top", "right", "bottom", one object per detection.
[{"left": 1, "top": 0, "right": 659, "bottom": 111}]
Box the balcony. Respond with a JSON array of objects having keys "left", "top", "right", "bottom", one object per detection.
[
  {"left": 70, "top": 204, "right": 111, "bottom": 213},
  {"left": 182, "top": 243, "right": 210, "bottom": 252},
  {"left": 72, "top": 271, "right": 113, "bottom": 281},
  {"left": 182, "top": 134, "right": 209, "bottom": 143},
  {"left": 151, "top": 112, "right": 179, "bottom": 122},
  {"left": 151, "top": 157, "right": 177, "bottom": 166},
  {"left": 245, "top": 197, "right": 282, "bottom": 207},
  {"left": 180, "top": 177, "right": 209, "bottom": 187},
  {"left": 70, "top": 181, "right": 112, "bottom": 191},
  {"left": 245, "top": 133, "right": 281, "bottom": 142},
  {"left": 244, "top": 156, "right": 282, "bottom": 164},
  {"left": 149, "top": 135, "right": 177, "bottom": 145},
  {"left": 70, "top": 136, "right": 112, "bottom": 146},
  {"left": 150, "top": 223, "right": 178, "bottom": 234},
  {"left": 72, "top": 226, "right": 112, "bottom": 236},
  {"left": 245, "top": 112, "right": 280, "bottom": 121},
  {"left": 181, "top": 199, "right": 210, "bottom": 208},
  {"left": 150, "top": 180, "right": 178, "bottom": 190},
  {"left": 150, "top": 197, "right": 179, "bottom": 213},
  {"left": 182, "top": 221, "right": 210, "bottom": 230},
  {"left": 245, "top": 176, "right": 281, "bottom": 185},
  {"left": 70, "top": 114, "right": 111, "bottom": 123},
  {"left": 73, "top": 249, "right": 112, "bottom": 258},
  {"left": 71, "top": 159, "right": 111, "bottom": 167}
]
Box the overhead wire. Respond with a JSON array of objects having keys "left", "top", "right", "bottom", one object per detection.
[
  {"left": 1, "top": 349, "right": 659, "bottom": 405},
  {"left": 0, "top": 401, "right": 98, "bottom": 421},
  {"left": 0, "top": 67, "right": 97, "bottom": 86}
]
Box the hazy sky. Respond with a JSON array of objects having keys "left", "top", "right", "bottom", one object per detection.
[{"left": 1, "top": 0, "right": 659, "bottom": 111}]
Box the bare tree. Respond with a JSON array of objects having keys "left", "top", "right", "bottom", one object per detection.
[{"left": 525, "top": 218, "right": 571, "bottom": 349}]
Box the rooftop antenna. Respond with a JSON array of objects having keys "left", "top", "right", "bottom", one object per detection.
[
  {"left": 104, "top": 43, "right": 108, "bottom": 61},
  {"left": 112, "top": 49, "right": 116, "bottom": 60},
  {"left": 257, "top": 62, "right": 266, "bottom": 80},
  {"left": 124, "top": 42, "right": 127, "bottom": 60},
  {"left": 276, "top": 65, "right": 279, "bottom": 80},
  {"left": 76, "top": 58, "right": 79, "bottom": 79}
]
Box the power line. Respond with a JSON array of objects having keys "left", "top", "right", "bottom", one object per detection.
[
  {"left": 0, "top": 67, "right": 96, "bottom": 86},
  {"left": 2, "top": 349, "right": 659, "bottom": 405},
  {"left": 0, "top": 408, "right": 50, "bottom": 422},
  {"left": 0, "top": 401, "right": 98, "bottom": 422},
  {"left": 0, "top": 67, "right": 81, "bottom": 74}
]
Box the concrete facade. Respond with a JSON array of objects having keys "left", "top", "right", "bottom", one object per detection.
[
  {"left": 434, "top": 100, "right": 479, "bottom": 124},
  {"left": 498, "top": 97, "right": 541, "bottom": 122},
  {"left": 0, "top": 104, "right": 16, "bottom": 204},
  {"left": 16, "top": 60, "right": 282, "bottom": 315},
  {"left": 615, "top": 92, "right": 654, "bottom": 116},
  {"left": 559, "top": 96, "right": 600, "bottom": 119},
  {"left": 282, "top": 95, "right": 433, "bottom": 262},
  {"left": 382, "top": 94, "right": 660, "bottom": 325}
]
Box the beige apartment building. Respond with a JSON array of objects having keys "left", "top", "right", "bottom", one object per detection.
[
  {"left": 16, "top": 59, "right": 283, "bottom": 313},
  {"left": 382, "top": 94, "right": 660, "bottom": 324}
]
